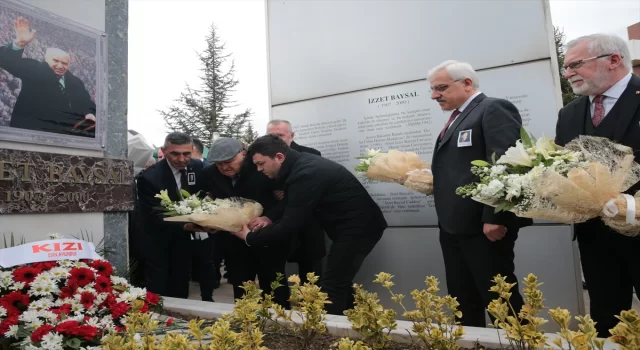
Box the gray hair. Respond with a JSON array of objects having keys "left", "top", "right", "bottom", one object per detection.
[
  {"left": 566, "top": 34, "right": 631, "bottom": 72},
  {"left": 267, "top": 119, "right": 294, "bottom": 132},
  {"left": 44, "top": 48, "right": 70, "bottom": 62},
  {"left": 427, "top": 60, "right": 480, "bottom": 89},
  {"left": 164, "top": 132, "right": 192, "bottom": 147}
]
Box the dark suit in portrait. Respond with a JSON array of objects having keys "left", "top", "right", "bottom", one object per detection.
[{"left": 0, "top": 43, "right": 96, "bottom": 137}]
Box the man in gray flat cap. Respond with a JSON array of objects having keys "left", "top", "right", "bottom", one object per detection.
[{"left": 189, "top": 137, "right": 290, "bottom": 306}]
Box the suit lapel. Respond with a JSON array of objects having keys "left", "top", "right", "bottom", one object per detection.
[
  {"left": 612, "top": 75, "right": 640, "bottom": 142},
  {"left": 565, "top": 97, "right": 588, "bottom": 142},
  {"left": 435, "top": 94, "right": 485, "bottom": 154}
]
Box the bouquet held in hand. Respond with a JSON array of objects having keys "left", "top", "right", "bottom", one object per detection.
[
  {"left": 156, "top": 190, "right": 263, "bottom": 232},
  {"left": 456, "top": 128, "right": 640, "bottom": 235},
  {"left": 354, "top": 149, "right": 433, "bottom": 194}
]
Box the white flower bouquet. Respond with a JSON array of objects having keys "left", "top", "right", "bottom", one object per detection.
[
  {"left": 155, "top": 190, "right": 263, "bottom": 232},
  {"left": 457, "top": 128, "right": 640, "bottom": 236},
  {"left": 354, "top": 149, "right": 433, "bottom": 194}
]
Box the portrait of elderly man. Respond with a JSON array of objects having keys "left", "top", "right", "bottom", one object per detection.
[{"left": 0, "top": 16, "right": 96, "bottom": 137}]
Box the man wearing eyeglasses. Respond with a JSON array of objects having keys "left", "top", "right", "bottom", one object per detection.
[
  {"left": 555, "top": 33, "right": 640, "bottom": 337},
  {"left": 428, "top": 60, "right": 532, "bottom": 328}
]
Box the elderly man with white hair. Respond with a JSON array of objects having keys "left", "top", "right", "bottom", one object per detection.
[
  {"left": 0, "top": 16, "right": 96, "bottom": 137},
  {"left": 555, "top": 33, "right": 640, "bottom": 337},
  {"left": 428, "top": 60, "right": 532, "bottom": 327}
]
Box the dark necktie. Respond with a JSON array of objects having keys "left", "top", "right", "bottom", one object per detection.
[
  {"left": 439, "top": 109, "right": 461, "bottom": 140},
  {"left": 591, "top": 95, "right": 605, "bottom": 127},
  {"left": 179, "top": 169, "right": 189, "bottom": 191}
]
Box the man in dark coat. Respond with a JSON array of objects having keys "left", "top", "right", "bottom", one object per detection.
[
  {"left": 136, "top": 132, "right": 204, "bottom": 298},
  {"left": 0, "top": 17, "right": 96, "bottom": 137},
  {"left": 428, "top": 60, "right": 532, "bottom": 327},
  {"left": 267, "top": 119, "right": 326, "bottom": 283},
  {"left": 232, "top": 135, "right": 387, "bottom": 315},
  {"left": 555, "top": 33, "right": 640, "bottom": 337},
  {"left": 190, "top": 137, "right": 290, "bottom": 307}
]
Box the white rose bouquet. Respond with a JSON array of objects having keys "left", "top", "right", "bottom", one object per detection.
[
  {"left": 457, "top": 128, "right": 640, "bottom": 236},
  {"left": 354, "top": 149, "right": 433, "bottom": 194},
  {"left": 155, "top": 190, "right": 263, "bottom": 232}
]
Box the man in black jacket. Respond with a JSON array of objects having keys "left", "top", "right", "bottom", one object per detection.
[
  {"left": 232, "top": 135, "right": 387, "bottom": 315},
  {"left": 428, "top": 60, "right": 531, "bottom": 327},
  {"left": 0, "top": 16, "right": 96, "bottom": 137},
  {"left": 190, "top": 137, "right": 290, "bottom": 307},
  {"left": 555, "top": 33, "right": 640, "bottom": 337},
  {"left": 267, "top": 120, "right": 326, "bottom": 283},
  {"left": 136, "top": 132, "right": 203, "bottom": 298}
]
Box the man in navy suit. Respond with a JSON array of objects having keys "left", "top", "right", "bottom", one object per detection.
[
  {"left": 136, "top": 132, "right": 204, "bottom": 298},
  {"left": 428, "top": 60, "right": 531, "bottom": 327},
  {"left": 555, "top": 33, "right": 640, "bottom": 337}
]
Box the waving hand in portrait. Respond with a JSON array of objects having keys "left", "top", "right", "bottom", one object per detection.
[{"left": 14, "top": 16, "right": 36, "bottom": 48}]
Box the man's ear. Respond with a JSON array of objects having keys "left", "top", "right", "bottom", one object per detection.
[
  {"left": 290, "top": 131, "right": 295, "bottom": 140},
  {"left": 276, "top": 152, "right": 286, "bottom": 163}
]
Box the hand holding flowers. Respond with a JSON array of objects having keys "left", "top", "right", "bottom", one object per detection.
[
  {"left": 457, "top": 127, "right": 640, "bottom": 236},
  {"left": 155, "top": 190, "right": 264, "bottom": 232}
]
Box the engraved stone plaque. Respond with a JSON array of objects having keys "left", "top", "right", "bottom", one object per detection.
[{"left": 0, "top": 148, "right": 134, "bottom": 213}]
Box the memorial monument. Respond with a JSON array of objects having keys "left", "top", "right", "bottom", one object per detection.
[{"left": 0, "top": 0, "right": 130, "bottom": 273}]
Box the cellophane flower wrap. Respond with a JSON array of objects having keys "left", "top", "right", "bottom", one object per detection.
[
  {"left": 354, "top": 149, "right": 433, "bottom": 194},
  {"left": 156, "top": 190, "right": 264, "bottom": 232},
  {"left": 0, "top": 244, "right": 162, "bottom": 349},
  {"left": 456, "top": 128, "right": 640, "bottom": 236}
]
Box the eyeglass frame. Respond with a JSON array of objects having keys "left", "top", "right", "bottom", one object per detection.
[
  {"left": 562, "top": 53, "right": 621, "bottom": 72},
  {"left": 429, "top": 79, "right": 463, "bottom": 93}
]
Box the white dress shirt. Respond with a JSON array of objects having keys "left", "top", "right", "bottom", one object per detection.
[
  {"left": 589, "top": 73, "right": 632, "bottom": 118},
  {"left": 167, "top": 162, "right": 208, "bottom": 239},
  {"left": 447, "top": 91, "right": 482, "bottom": 130},
  {"left": 166, "top": 161, "right": 184, "bottom": 190}
]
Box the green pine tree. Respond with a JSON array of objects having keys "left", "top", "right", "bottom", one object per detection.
[{"left": 160, "top": 23, "right": 252, "bottom": 143}]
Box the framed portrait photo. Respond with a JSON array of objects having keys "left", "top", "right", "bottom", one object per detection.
[{"left": 0, "top": 0, "right": 106, "bottom": 150}]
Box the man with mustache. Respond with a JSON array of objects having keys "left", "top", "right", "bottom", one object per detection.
[
  {"left": 136, "top": 132, "right": 203, "bottom": 298},
  {"left": 428, "top": 60, "right": 531, "bottom": 327},
  {"left": 0, "top": 17, "right": 96, "bottom": 137},
  {"left": 555, "top": 33, "right": 640, "bottom": 337}
]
